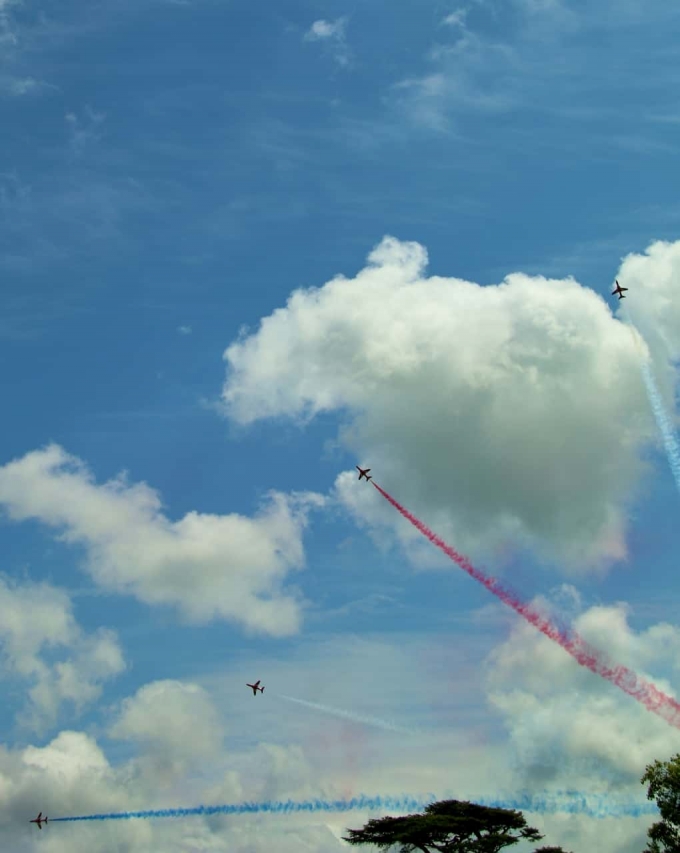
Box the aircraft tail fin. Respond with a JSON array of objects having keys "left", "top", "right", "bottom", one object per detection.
[{"left": 262, "top": 686, "right": 265, "bottom": 693}]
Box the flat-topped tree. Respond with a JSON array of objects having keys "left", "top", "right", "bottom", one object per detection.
[{"left": 343, "top": 799, "right": 545, "bottom": 853}]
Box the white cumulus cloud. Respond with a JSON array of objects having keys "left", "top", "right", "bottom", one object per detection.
[
  {"left": 0, "top": 575, "right": 124, "bottom": 732},
  {"left": 110, "top": 680, "right": 224, "bottom": 781},
  {"left": 0, "top": 444, "right": 325, "bottom": 636},
  {"left": 616, "top": 239, "right": 680, "bottom": 371},
  {"left": 221, "top": 235, "right": 657, "bottom": 571}
]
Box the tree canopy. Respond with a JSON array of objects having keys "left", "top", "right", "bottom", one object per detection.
[
  {"left": 641, "top": 753, "right": 680, "bottom": 852},
  {"left": 343, "top": 799, "right": 546, "bottom": 853}
]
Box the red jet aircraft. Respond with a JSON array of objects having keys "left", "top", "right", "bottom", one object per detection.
[
  {"left": 356, "top": 466, "right": 372, "bottom": 481},
  {"left": 30, "top": 812, "right": 48, "bottom": 830},
  {"left": 612, "top": 280, "right": 628, "bottom": 300},
  {"left": 247, "top": 680, "right": 264, "bottom": 695}
]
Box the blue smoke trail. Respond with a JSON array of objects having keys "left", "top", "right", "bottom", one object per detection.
[
  {"left": 274, "top": 693, "right": 417, "bottom": 735},
  {"left": 50, "top": 790, "right": 657, "bottom": 823},
  {"left": 623, "top": 310, "right": 680, "bottom": 494}
]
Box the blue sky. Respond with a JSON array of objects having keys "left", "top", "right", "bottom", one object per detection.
[{"left": 3, "top": 1, "right": 680, "bottom": 851}]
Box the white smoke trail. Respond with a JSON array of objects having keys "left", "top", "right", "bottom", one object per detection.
[
  {"left": 639, "top": 361, "right": 680, "bottom": 494},
  {"left": 273, "top": 693, "right": 417, "bottom": 735},
  {"left": 622, "top": 308, "right": 680, "bottom": 495}
]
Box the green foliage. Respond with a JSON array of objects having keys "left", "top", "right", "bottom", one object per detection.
[
  {"left": 641, "top": 754, "right": 680, "bottom": 852},
  {"left": 343, "top": 799, "right": 544, "bottom": 853}
]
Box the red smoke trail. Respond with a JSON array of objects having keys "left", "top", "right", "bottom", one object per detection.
[{"left": 372, "top": 482, "right": 680, "bottom": 729}]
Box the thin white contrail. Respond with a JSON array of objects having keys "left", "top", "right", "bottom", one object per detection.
[
  {"left": 273, "top": 693, "right": 416, "bottom": 735},
  {"left": 623, "top": 308, "right": 680, "bottom": 496}
]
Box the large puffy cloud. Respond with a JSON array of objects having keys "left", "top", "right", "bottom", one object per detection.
[
  {"left": 109, "top": 680, "right": 225, "bottom": 783},
  {"left": 485, "top": 586, "right": 680, "bottom": 794},
  {"left": 0, "top": 444, "right": 325, "bottom": 636},
  {"left": 221, "top": 235, "right": 656, "bottom": 569},
  {"left": 0, "top": 575, "right": 124, "bottom": 732}
]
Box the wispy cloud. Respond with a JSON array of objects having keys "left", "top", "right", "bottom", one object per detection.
[
  {"left": 390, "top": 0, "right": 680, "bottom": 139},
  {"left": 303, "top": 17, "right": 352, "bottom": 68},
  {"left": 0, "top": 0, "right": 59, "bottom": 97},
  {"left": 0, "top": 0, "right": 198, "bottom": 99},
  {"left": 0, "top": 0, "right": 18, "bottom": 49},
  {"left": 304, "top": 17, "right": 346, "bottom": 42},
  {"left": 314, "top": 593, "right": 403, "bottom": 621},
  {"left": 0, "top": 74, "right": 44, "bottom": 95},
  {"left": 441, "top": 8, "right": 468, "bottom": 27},
  {"left": 0, "top": 165, "right": 158, "bottom": 274},
  {"left": 177, "top": 324, "right": 192, "bottom": 335},
  {"left": 65, "top": 105, "right": 106, "bottom": 157}
]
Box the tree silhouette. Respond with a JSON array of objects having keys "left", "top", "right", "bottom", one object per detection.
[{"left": 343, "top": 799, "right": 546, "bottom": 853}]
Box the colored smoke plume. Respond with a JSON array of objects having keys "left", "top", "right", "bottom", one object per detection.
[
  {"left": 372, "top": 482, "right": 680, "bottom": 729},
  {"left": 51, "top": 790, "right": 657, "bottom": 823}
]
